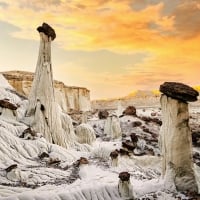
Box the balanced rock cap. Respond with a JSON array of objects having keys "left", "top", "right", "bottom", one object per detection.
[
  {"left": 119, "top": 172, "right": 130, "bottom": 181},
  {"left": 37, "top": 23, "right": 56, "bottom": 40},
  {"left": 110, "top": 150, "right": 119, "bottom": 159},
  {"left": 160, "top": 82, "right": 199, "bottom": 102}
]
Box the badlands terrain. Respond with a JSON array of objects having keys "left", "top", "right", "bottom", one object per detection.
[
  {"left": 0, "top": 72, "right": 200, "bottom": 199},
  {"left": 0, "top": 23, "right": 200, "bottom": 200}
]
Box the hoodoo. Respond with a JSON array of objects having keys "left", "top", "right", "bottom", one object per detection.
[
  {"left": 26, "top": 23, "right": 76, "bottom": 148},
  {"left": 159, "top": 82, "right": 199, "bottom": 192}
]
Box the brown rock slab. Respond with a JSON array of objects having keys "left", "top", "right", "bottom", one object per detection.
[
  {"left": 0, "top": 99, "right": 18, "bottom": 110},
  {"left": 122, "top": 141, "right": 136, "bottom": 151},
  {"left": 110, "top": 150, "right": 119, "bottom": 159},
  {"left": 123, "top": 106, "right": 136, "bottom": 116},
  {"left": 160, "top": 82, "right": 199, "bottom": 102},
  {"left": 37, "top": 22, "right": 56, "bottom": 40},
  {"left": 98, "top": 110, "right": 109, "bottom": 119},
  {"left": 5, "top": 164, "right": 17, "bottom": 172},
  {"left": 75, "top": 157, "right": 89, "bottom": 167},
  {"left": 119, "top": 172, "right": 130, "bottom": 181},
  {"left": 119, "top": 148, "right": 130, "bottom": 156}
]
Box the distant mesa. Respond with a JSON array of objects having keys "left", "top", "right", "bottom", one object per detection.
[
  {"left": 159, "top": 82, "right": 199, "bottom": 102},
  {"left": 37, "top": 22, "right": 56, "bottom": 41}
]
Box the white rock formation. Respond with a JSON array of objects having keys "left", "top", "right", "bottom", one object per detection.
[
  {"left": 160, "top": 94, "right": 198, "bottom": 192},
  {"left": 6, "top": 167, "right": 22, "bottom": 182},
  {"left": 75, "top": 123, "right": 96, "bottom": 145},
  {"left": 116, "top": 100, "right": 123, "bottom": 117},
  {"left": 25, "top": 25, "right": 76, "bottom": 148},
  {"left": 0, "top": 107, "right": 17, "bottom": 120},
  {"left": 118, "top": 172, "right": 134, "bottom": 200},
  {"left": 111, "top": 156, "right": 118, "bottom": 167},
  {"left": 104, "top": 115, "right": 122, "bottom": 139}
]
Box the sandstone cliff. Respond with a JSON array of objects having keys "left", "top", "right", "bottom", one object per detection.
[{"left": 1, "top": 71, "right": 91, "bottom": 112}]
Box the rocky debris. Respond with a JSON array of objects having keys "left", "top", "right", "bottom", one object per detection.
[
  {"left": 160, "top": 82, "right": 199, "bottom": 102},
  {"left": 133, "top": 149, "right": 146, "bottom": 156},
  {"left": 20, "top": 127, "right": 37, "bottom": 139},
  {"left": 192, "top": 131, "right": 200, "bottom": 147},
  {"left": 98, "top": 110, "right": 109, "bottom": 119},
  {"left": 118, "top": 148, "right": 130, "bottom": 156},
  {"left": 47, "top": 158, "right": 61, "bottom": 166},
  {"left": 123, "top": 106, "right": 136, "bottom": 116},
  {"left": 132, "top": 121, "right": 142, "bottom": 127},
  {"left": 38, "top": 152, "right": 49, "bottom": 160},
  {"left": 74, "top": 157, "right": 89, "bottom": 167},
  {"left": 0, "top": 99, "right": 18, "bottom": 110},
  {"left": 130, "top": 133, "right": 138, "bottom": 144},
  {"left": 139, "top": 116, "right": 162, "bottom": 126},
  {"left": 151, "top": 112, "right": 156, "bottom": 116},
  {"left": 122, "top": 141, "right": 136, "bottom": 151},
  {"left": 142, "top": 126, "right": 157, "bottom": 136},
  {"left": 193, "top": 152, "right": 200, "bottom": 166},
  {"left": 37, "top": 22, "right": 56, "bottom": 40}
]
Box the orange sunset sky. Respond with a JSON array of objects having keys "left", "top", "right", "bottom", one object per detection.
[{"left": 0, "top": 0, "right": 199, "bottom": 99}]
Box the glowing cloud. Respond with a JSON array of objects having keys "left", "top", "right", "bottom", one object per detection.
[{"left": 0, "top": 0, "right": 199, "bottom": 99}]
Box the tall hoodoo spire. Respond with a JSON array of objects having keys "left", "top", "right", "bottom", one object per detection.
[
  {"left": 159, "top": 82, "right": 199, "bottom": 192},
  {"left": 26, "top": 23, "right": 75, "bottom": 147}
]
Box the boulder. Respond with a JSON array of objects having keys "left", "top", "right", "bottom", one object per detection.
[
  {"left": 123, "top": 106, "right": 136, "bottom": 116},
  {"left": 160, "top": 82, "right": 199, "bottom": 102},
  {"left": 110, "top": 150, "right": 119, "bottom": 159},
  {"left": 98, "top": 110, "right": 109, "bottom": 119},
  {"left": 130, "top": 133, "right": 138, "bottom": 143},
  {"left": 132, "top": 121, "right": 142, "bottom": 127},
  {"left": 119, "top": 148, "right": 130, "bottom": 156},
  {"left": 75, "top": 157, "right": 89, "bottom": 167},
  {"left": 122, "top": 141, "right": 136, "bottom": 151}
]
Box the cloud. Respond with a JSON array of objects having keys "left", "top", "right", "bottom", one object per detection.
[
  {"left": 0, "top": 0, "right": 199, "bottom": 53},
  {"left": 0, "top": 1, "right": 8, "bottom": 8},
  {"left": 172, "top": 0, "right": 200, "bottom": 38},
  {"left": 0, "top": 0, "right": 199, "bottom": 99},
  {"left": 0, "top": 0, "right": 170, "bottom": 51}
]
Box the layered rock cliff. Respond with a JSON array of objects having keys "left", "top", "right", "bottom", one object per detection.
[{"left": 1, "top": 71, "right": 91, "bottom": 112}]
